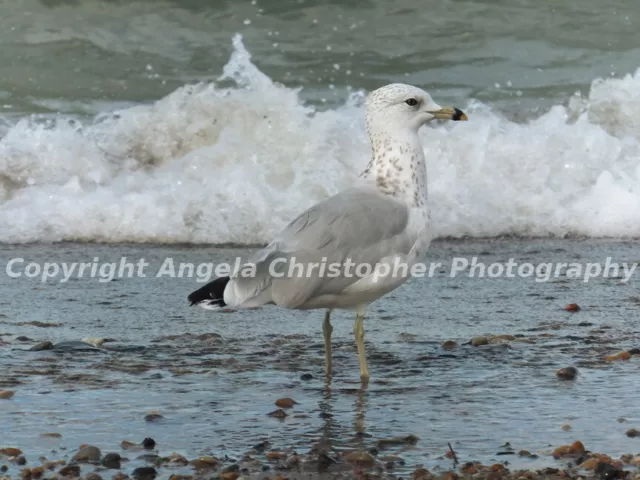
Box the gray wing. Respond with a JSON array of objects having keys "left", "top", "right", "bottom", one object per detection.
[{"left": 226, "top": 187, "right": 412, "bottom": 308}]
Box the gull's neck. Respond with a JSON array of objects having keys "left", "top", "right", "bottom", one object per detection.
[{"left": 360, "top": 128, "right": 428, "bottom": 209}]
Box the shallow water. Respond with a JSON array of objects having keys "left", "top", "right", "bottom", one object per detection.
[{"left": 2, "top": 240, "right": 640, "bottom": 476}]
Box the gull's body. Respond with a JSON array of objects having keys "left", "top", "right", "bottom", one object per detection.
[{"left": 188, "top": 83, "right": 467, "bottom": 382}]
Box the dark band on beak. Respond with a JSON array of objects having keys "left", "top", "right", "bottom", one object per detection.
[{"left": 452, "top": 108, "right": 467, "bottom": 121}]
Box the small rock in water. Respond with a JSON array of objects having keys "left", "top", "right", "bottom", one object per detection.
[
  {"left": 604, "top": 351, "right": 631, "bottom": 361},
  {"left": 86, "top": 473, "right": 104, "bottom": 480},
  {"left": 29, "top": 341, "right": 53, "bottom": 351},
  {"left": 377, "top": 434, "right": 419, "bottom": 446},
  {"left": 412, "top": 467, "right": 432, "bottom": 480},
  {"left": 552, "top": 440, "right": 585, "bottom": 458},
  {"left": 101, "top": 453, "right": 121, "bottom": 469},
  {"left": 300, "top": 373, "right": 313, "bottom": 381},
  {"left": 72, "top": 445, "right": 101, "bottom": 463},
  {"left": 113, "top": 473, "right": 130, "bottom": 480},
  {"left": 0, "top": 448, "right": 23, "bottom": 456},
  {"left": 166, "top": 453, "right": 189, "bottom": 466},
  {"left": 15, "top": 336, "right": 31, "bottom": 341},
  {"left": 565, "top": 303, "right": 581, "bottom": 312},
  {"left": 442, "top": 340, "right": 457, "bottom": 350},
  {"left": 562, "top": 424, "right": 572, "bottom": 431},
  {"left": 142, "top": 438, "right": 156, "bottom": 450},
  {"left": 219, "top": 473, "right": 239, "bottom": 480},
  {"left": 556, "top": 366, "right": 578, "bottom": 380},
  {"left": 344, "top": 450, "right": 375, "bottom": 467},
  {"left": 58, "top": 465, "right": 81, "bottom": 477},
  {"left": 0, "top": 390, "right": 14, "bottom": 399},
  {"left": 222, "top": 464, "right": 240, "bottom": 473},
  {"left": 191, "top": 457, "right": 217, "bottom": 470},
  {"left": 471, "top": 336, "right": 489, "bottom": 346},
  {"left": 274, "top": 398, "right": 297, "bottom": 408},
  {"left": 40, "top": 432, "right": 62, "bottom": 438},
  {"left": 628, "top": 347, "right": 640, "bottom": 355},
  {"left": 144, "top": 413, "right": 163, "bottom": 422},
  {"left": 132, "top": 467, "right": 157, "bottom": 480},
  {"left": 82, "top": 337, "right": 106, "bottom": 348},
  {"left": 267, "top": 409, "right": 288, "bottom": 419},
  {"left": 252, "top": 441, "right": 270, "bottom": 452},
  {"left": 626, "top": 428, "right": 640, "bottom": 438}
]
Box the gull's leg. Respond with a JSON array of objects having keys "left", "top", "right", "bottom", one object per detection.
[
  {"left": 322, "top": 309, "right": 333, "bottom": 377},
  {"left": 354, "top": 304, "right": 369, "bottom": 383}
]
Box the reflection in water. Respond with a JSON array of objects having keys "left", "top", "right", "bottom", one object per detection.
[
  {"left": 353, "top": 382, "right": 368, "bottom": 446},
  {"left": 315, "top": 378, "right": 369, "bottom": 472}
]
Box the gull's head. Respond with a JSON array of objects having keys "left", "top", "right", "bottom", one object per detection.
[{"left": 364, "top": 83, "right": 467, "bottom": 135}]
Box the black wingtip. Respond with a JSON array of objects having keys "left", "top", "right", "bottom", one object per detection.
[{"left": 187, "top": 276, "right": 230, "bottom": 308}]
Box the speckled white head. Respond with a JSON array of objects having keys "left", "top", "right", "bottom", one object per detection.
[{"left": 364, "top": 83, "right": 467, "bottom": 135}]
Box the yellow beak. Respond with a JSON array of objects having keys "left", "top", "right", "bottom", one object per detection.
[{"left": 431, "top": 106, "right": 468, "bottom": 121}]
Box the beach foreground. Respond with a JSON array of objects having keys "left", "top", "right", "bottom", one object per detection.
[{"left": 1, "top": 239, "right": 640, "bottom": 480}]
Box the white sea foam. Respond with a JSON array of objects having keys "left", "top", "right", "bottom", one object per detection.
[{"left": 1, "top": 34, "right": 640, "bottom": 244}]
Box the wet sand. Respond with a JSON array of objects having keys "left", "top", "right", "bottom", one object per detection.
[{"left": 1, "top": 239, "right": 640, "bottom": 479}]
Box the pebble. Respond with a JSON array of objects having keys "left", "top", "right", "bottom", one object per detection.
[
  {"left": 58, "top": 465, "right": 81, "bottom": 477},
  {"left": 144, "top": 413, "right": 163, "bottom": 422},
  {"left": 86, "top": 473, "right": 104, "bottom": 480},
  {"left": 0, "top": 449, "right": 22, "bottom": 457},
  {"left": 220, "top": 473, "right": 239, "bottom": 480},
  {"left": 626, "top": 428, "right": 640, "bottom": 438},
  {"left": 29, "top": 466, "right": 45, "bottom": 479},
  {"left": 266, "top": 409, "right": 287, "bottom": 418},
  {"left": 166, "top": 453, "right": 188, "bottom": 466},
  {"left": 29, "top": 341, "right": 53, "bottom": 351},
  {"left": 377, "top": 434, "right": 419, "bottom": 446},
  {"left": 101, "top": 453, "right": 122, "bottom": 469},
  {"left": 222, "top": 464, "right": 240, "bottom": 473},
  {"left": 344, "top": 450, "right": 375, "bottom": 467},
  {"left": 274, "top": 398, "right": 297, "bottom": 408},
  {"left": 561, "top": 424, "right": 572, "bottom": 431},
  {"left": 604, "top": 351, "right": 631, "bottom": 361},
  {"left": 72, "top": 445, "right": 102, "bottom": 463},
  {"left": 471, "top": 336, "right": 489, "bottom": 347},
  {"left": 132, "top": 467, "right": 157, "bottom": 480},
  {"left": 442, "top": 340, "right": 457, "bottom": 350},
  {"left": 82, "top": 337, "right": 106, "bottom": 347},
  {"left": 413, "top": 467, "right": 432, "bottom": 480},
  {"left": 0, "top": 391, "right": 14, "bottom": 400},
  {"left": 142, "top": 438, "right": 155, "bottom": 450},
  {"left": 556, "top": 366, "right": 578, "bottom": 380},
  {"left": 266, "top": 452, "right": 286, "bottom": 460},
  {"left": 565, "top": 303, "right": 581, "bottom": 312},
  {"left": 552, "top": 440, "right": 585, "bottom": 458},
  {"left": 191, "top": 457, "right": 217, "bottom": 470},
  {"left": 40, "top": 433, "right": 63, "bottom": 438},
  {"left": 299, "top": 373, "right": 313, "bottom": 381}
]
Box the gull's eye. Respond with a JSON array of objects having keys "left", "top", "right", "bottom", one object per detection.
[{"left": 405, "top": 98, "right": 418, "bottom": 107}]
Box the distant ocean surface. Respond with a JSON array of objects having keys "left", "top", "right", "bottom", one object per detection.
[{"left": 2, "top": 0, "right": 640, "bottom": 244}]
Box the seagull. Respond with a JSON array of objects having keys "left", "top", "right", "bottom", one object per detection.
[{"left": 188, "top": 83, "right": 467, "bottom": 382}]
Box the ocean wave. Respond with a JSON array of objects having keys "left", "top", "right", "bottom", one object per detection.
[{"left": 1, "top": 34, "right": 640, "bottom": 244}]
